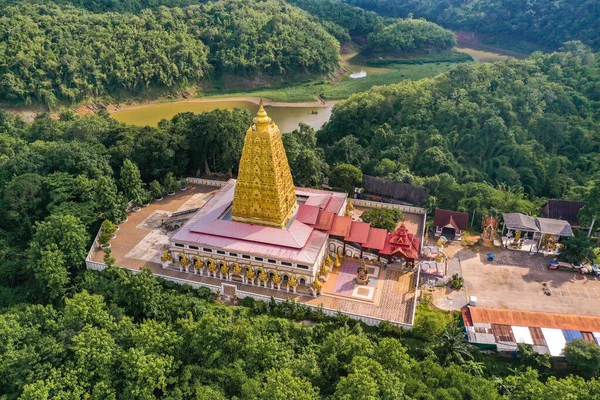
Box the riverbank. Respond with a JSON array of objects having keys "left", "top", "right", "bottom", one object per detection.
[
  {"left": 110, "top": 98, "right": 335, "bottom": 131},
  {"left": 108, "top": 96, "right": 334, "bottom": 114}
]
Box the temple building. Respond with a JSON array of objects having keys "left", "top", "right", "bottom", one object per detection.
[{"left": 165, "top": 102, "right": 419, "bottom": 296}]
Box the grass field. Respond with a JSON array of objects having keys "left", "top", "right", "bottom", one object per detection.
[{"left": 204, "top": 62, "right": 465, "bottom": 102}]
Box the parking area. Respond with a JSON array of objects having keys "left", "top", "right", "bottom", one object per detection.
[{"left": 458, "top": 246, "right": 600, "bottom": 317}]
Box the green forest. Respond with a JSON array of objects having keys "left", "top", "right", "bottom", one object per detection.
[
  {"left": 344, "top": 0, "right": 600, "bottom": 51},
  {"left": 317, "top": 43, "right": 600, "bottom": 221},
  {"left": 0, "top": 1, "right": 340, "bottom": 106},
  {"left": 1, "top": 42, "right": 600, "bottom": 397},
  {"left": 0, "top": 0, "right": 460, "bottom": 107}
]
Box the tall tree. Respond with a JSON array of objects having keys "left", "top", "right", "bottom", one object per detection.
[{"left": 119, "top": 159, "right": 146, "bottom": 206}]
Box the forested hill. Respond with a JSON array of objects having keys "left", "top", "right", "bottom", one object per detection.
[
  {"left": 318, "top": 43, "right": 600, "bottom": 212},
  {"left": 344, "top": 0, "right": 600, "bottom": 51},
  {"left": 0, "top": 0, "right": 340, "bottom": 107}
]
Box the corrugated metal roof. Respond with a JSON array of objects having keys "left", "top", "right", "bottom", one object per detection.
[
  {"left": 512, "top": 326, "right": 534, "bottom": 344},
  {"left": 536, "top": 217, "right": 574, "bottom": 237},
  {"left": 296, "top": 204, "right": 320, "bottom": 225},
  {"left": 305, "top": 194, "right": 330, "bottom": 208},
  {"left": 346, "top": 221, "right": 370, "bottom": 244},
  {"left": 503, "top": 213, "right": 539, "bottom": 232},
  {"left": 363, "top": 228, "right": 388, "bottom": 250},
  {"left": 173, "top": 228, "right": 328, "bottom": 265},
  {"left": 434, "top": 209, "right": 468, "bottom": 231},
  {"left": 329, "top": 216, "right": 352, "bottom": 237},
  {"left": 469, "top": 307, "right": 600, "bottom": 331},
  {"left": 313, "top": 211, "right": 335, "bottom": 231},
  {"left": 562, "top": 330, "right": 583, "bottom": 343},
  {"left": 541, "top": 328, "right": 567, "bottom": 356}
]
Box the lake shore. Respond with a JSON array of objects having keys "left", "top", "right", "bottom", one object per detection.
[{"left": 107, "top": 96, "right": 336, "bottom": 115}]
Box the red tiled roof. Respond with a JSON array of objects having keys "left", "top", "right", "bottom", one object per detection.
[
  {"left": 313, "top": 211, "right": 335, "bottom": 231},
  {"left": 296, "top": 204, "right": 320, "bottom": 225},
  {"left": 363, "top": 228, "right": 388, "bottom": 250},
  {"left": 345, "top": 221, "right": 371, "bottom": 244},
  {"left": 329, "top": 216, "right": 352, "bottom": 237},
  {"left": 434, "top": 208, "right": 468, "bottom": 231}
]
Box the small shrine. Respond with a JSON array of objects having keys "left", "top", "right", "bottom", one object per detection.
[
  {"left": 387, "top": 224, "right": 420, "bottom": 268},
  {"left": 481, "top": 216, "right": 499, "bottom": 247},
  {"left": 356, "top": 260, "right": 370, "bottom": 285}
]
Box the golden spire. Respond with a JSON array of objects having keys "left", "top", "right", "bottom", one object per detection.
[
  {"left": 253, "top": 99, "right": 272, "bottom": 129},
  {"left": 232, "top": 98, "right": 298, "bottom": 228}
]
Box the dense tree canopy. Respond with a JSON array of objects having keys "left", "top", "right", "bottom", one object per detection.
[
  {"left": 0, "top": 0, "right": 340, "bottom": 106},
  {"left": 366, "top": 18, "right": 456, "bottom": 54},
  {"left": 318, "top": 44, "right": 600, "bottom": 216},
  {"left": 344, "top": 0, "right": 600, "bottom": 51},
  {"left": 2, "top": 265, "right": 600, "bottom": 399}
]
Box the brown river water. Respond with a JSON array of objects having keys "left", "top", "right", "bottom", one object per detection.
[
  {"left": 110, "top": 46, "right": 522, "bottom": 130},
  {"left": 111, "top": 99, "right": 334, "bottom": 132}
]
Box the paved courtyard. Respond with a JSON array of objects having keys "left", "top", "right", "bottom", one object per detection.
[
  {"left": 90, "top": 184, "right": 419, "bottom": 326},
  {"left": 459, "top": 246, "right": 600, "bottom": 317}
]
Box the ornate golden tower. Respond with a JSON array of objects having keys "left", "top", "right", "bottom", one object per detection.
[{"left": 232, "top": 100, "right": 298, "bottom": 228}]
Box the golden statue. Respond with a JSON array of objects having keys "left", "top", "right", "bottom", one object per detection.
[
  {"left": 194, "top": 258, "right": 202, "bottom": 270},
  {"left": 288, "top": 274, "right": 298, "bottom": 288},
  {"left": 220, "top": 262, "right": 230, "bottom": 275},
  {"left": 311, "top": 279, "right": 322, "bottom": 290},
  {"left": 161, "top": 249, "right": 172, "bottom": 263},
  {"left": 324, "top": 255, "right": 332, "bottom": 268},
  {"left": 319, "top": 263, "right": 330, "bottom": 277},
  {"left": 208, "top": 259, "right": 218, "bottom": 272},
  {"left": 180, "top": 253, "right": 190, "bottom": 268},
  {"left": 272, "top": 270, "right": 282, "bottom": 285},
  {"left": 344, "top": 200, "right": 354, "bottom": 216},
  {"left": 334, "top": 253, "right": 341, "bottom": 268},
  {"left": 231, "top": 100, "right": 298, "bottom": 228},
  {"left": 259, "top": 269, "right": 268, "bottom": 282},
  {"left": 246, "top": 267, "right": 256, "bottom": 280},
  {"left": 233, "top": 262, "right": 243, "bottom": 275}
]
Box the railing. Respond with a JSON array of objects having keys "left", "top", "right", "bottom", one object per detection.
[
  {"left": 352, "top": 199, "right": 426, "bottom": 215},
  {"left": 186, "top": 177, "right": 229, "bottom": 187}
]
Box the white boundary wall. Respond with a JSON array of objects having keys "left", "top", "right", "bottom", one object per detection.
[
  {"left": 352, "top": 199, "right": 426, "bottom": 215},
  {"left": 186, "top": 177, "right": 228, "bottom": 187}
]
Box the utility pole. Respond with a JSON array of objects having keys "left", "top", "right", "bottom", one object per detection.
[{"left": 587, "top": 215, "right": 596, "bottom": 238}]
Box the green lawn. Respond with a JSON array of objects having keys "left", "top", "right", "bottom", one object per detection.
[{"left": 203, "top": 62, "right": 466, "bottom": 103}]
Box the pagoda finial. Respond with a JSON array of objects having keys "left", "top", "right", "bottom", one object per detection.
[{"left": 253, "top": 99, "right": 272, "bottom": 129}]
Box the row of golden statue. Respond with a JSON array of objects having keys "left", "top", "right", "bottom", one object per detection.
[{"left": 161, "top": 249, "right": 343, "bottom": 296}]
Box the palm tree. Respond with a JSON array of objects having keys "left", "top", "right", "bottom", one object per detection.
[
  {"left": 436, "top": 325, "right": 474, "bottom": 366},
  {"left": 560, "top": 235, "right": 596, "bottom": 264}
]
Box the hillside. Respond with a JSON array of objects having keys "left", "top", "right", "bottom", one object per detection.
[
  {"left": 0, "top": 0, "right": 340, "bottom": 107},
  {"left": 318, "top": 43, "right": 600, "bottom": 215},
  {"left": 344, "top": 0, "right": 600, "bottom": 51}
]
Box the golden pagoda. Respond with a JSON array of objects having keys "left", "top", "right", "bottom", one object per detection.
[{"left": 232, "top": 100, "right": 298, "bottom": 228}]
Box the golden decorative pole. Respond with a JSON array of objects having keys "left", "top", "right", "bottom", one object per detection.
[
  {"left": 194, "top": 258, "right": 202, "bottom": 275},
  {"left": 179, "top": 253, "right": 190, "bottom": 272},
  {"left": 161, "top": 249, "right": 172, "bottom": 268},
  {"left": 220, "top": 262, "right": 230, "bottom": 280},
  {"left": 246, "top": 267, "right": 256, "bottom": 285},
  {"left": 288, "top": 274, "right": 298, "bottom": 293},
  {"left": 233, "top": 262, "right": 242, "bottom": 275},
  {"left": 208, "top": 259, "right": 218, "bottom": 277},
  {"left": 272, "top": 269, "right": 282, "bottom": 289},
  {"left": 310, "top": 279, "right": 322, "bottom": 297},
  {"left": 258, "top": 269, "right": 268, "bottom": 286}
]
